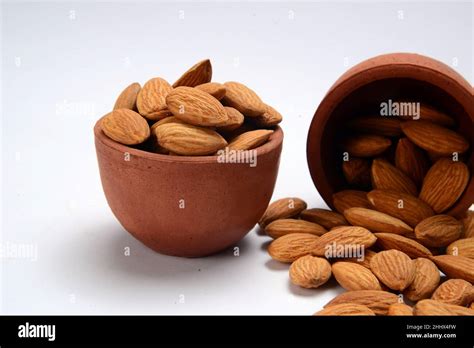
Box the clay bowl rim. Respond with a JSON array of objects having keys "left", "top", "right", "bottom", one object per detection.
[
  {"left": 306, "top": 54, "right": 473, "bottom": 217},
  {"left": 94, "top": 118, "right": 284, "bottom": 163}
]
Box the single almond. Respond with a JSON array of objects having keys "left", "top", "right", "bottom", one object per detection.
[
  {"left": 222, "top": 81, "right": 266, "bottom": 116},
  {"left": 375, "top": 233, "right": 432, "bottom": 259},
  {"left": 300, "top": 208, "right": 348, "bottom": 229},
  {"left": 314, "top": 303, "right": 375, "bottom": 316},
  {"left": 371, "top": 158, "right": 418, "bottom": 196},
  {"left": 101, "top": 109, "right": 150, "bottom": 145},
  {"left": 227, "top": 129, "right": 273, "bottom": 150},
  {"left": 166, "top": 86, "right": 228, "bottom": 126},
  {"left": 370, "top": 250, "right": 415, "bottom": 291},
  {"left": 404, "top": 258, "right": 440, "bottom": 302},
  {"left": 414, "top": 299, "right": 474, "bottom": 316},
  {"left": 113, "top": 82, "right": 141, "bottom": 111},
  {"left": 431, "top": 279, "right": 474, "bottom": 306},
  {"left": 463, "top": 211, "right": 474, "bottom": 238},
  {"left": 341, "top": 135, "right": 391, "bottom": 157},
  {"left": 367, "top": 190, "right": 434, "bottom": 227},
  {"left": 137, "top": 77, "right": 173, "bottom": 120},
  {"left": 311, "top": 226, "right": 377, "bottom": 257},
  {"left": 267, "top": 233, "right": 319, "bottom": 263},
  {"left": 289, "top": 255, "right": 332, "bottom": 288},
  {"left": 253, "top": 104, "right": 283, "bottom": 127},
  {"left": 395, "top": 138, "right": 430, "bottom": 187},
  {"left": 172, "top": 59, "right": 212, "bottom": 87},
  {"left": 154, "top": 122, "right": 227, "bottom": 156},
  {"left": 401, "top": 120, "right": 469, "bottom": 156},
  {"left": 217, "top": 107, "right": 245, "bottom": 132},
  {"left": 344, "top": 207, "right": 413, "bottom": 235},
  {"left": 346, "top": 116, "right": 402, "bottom": 137},
  {"left": 387, "top": 303, "right": 413, "bottom": 316},
  {"left": 265, "top": 219, "right": 327, "bottom": 239},
  {"left": 325, "top": 290, "right": 399, "bottom": 315},
  {"left": 332, "top": 262, "right": 381, "bottom": 291},
  {"left": 415, "top": 215, "right": 462, "bottom": 248},
  {"left": 258, "top": 198, "right": 307, "bottom": 228},
  {"left": 447, "top": 238, "right": 474, "bottom": 259},
  {"left": 430, "top": 255, "right": 474, "bottom": 283},
  {"left": 342, "top": 157, "right": 372, "bottom": 188},
  {"left": 195, "top": 82, "right": 226, "bottom": 100},
  {"left": 419, "top": 158, "right": 470, "bottom": 213},
  {"left": 332, "top": 190, "right": 371, "bottom": 214}
]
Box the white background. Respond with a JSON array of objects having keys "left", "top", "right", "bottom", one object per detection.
[{"left": 1, "top": 0, "right": 472, "bottom": 314}]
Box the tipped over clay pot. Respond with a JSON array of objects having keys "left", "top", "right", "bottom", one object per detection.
[
  {"left": 307, "top": 53, "right": 473, "bottom": 217},
  {"left": 94, "top": 121, "right": 283, "bottom": 257}
]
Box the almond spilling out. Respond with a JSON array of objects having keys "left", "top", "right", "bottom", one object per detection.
[
  {"left": 332, "top": 190, "right": 371, "bottom": 213},
  {"left": 418, "top": 104, "right": 456, "bottom": 127},
  {"left": 289, "top": 255, "right": 332, "bottom": 288},
  {"left": 370, "top": 250, "right": 415, "bottom": 291},
  {"left": 331, "top": 261, "right": 381, "bottom": 291},
  {"left": 314, "top": 303, "right": 375, "bottom": 316},
  {"left": 431, "top": 279, "right": 474, "bottom": 306},
  {"left": 342, "top": 157, "right": 372, "bottom": 188},
  {"left": 101, "top": 109, "right": 150, "bottom": 145},
  {"left": 341, "top": 135, "right": 391, "bottom": 157},
  {"left": 258, "top": 197, "right": 307, "bottom": 228},
  {"left": 114, "top": 82, "right": 141, "bottom": 111},
  {"left": 403, "top": 258, "right": 440, "bottom": 302},
  {"left": 415, "top": 215, "right": 463, "bottom": 247},
  {"left": 446, "top": 238, "right": 474, "bottom": 259},
  {"left": 371, "top": 158, "right": 418, "bottom": 196},
  {"left": 265, "top": 219, "right": 327, "bottom": 239},
  {"left": 300, "top": 208, "right": 348, "bottom": 229},
  {"left": 172, "top": 59, "right": 212, "bottom": 88},
  {"left": 311, "top": 226, "right": 377, "bottom": 257},
  {"left": 324, "top": 290, "right": 399, "bottom": 315},
  {"left": 430, "top": 255, "right": 474, "bottom": 283},
  {"left": 394, "top": 138, "right": 429, "bottom": 187},
  {"left": 387, "top": 303, "right": 413, "bottom": 316},
  {"left": 267, "top": 233, "right": 319, "bottom": 263},
  {"left": 419, "top": 159, "right": 470, "bottom": 213},
  {"left": 375, "top": 233, "right": 432, "bottom": 259},
  {"left": 414, "top": 299, "right": 474, "bottom": 316},
  {"left": 463, "top": 211, "right": 474, "bottom": 238},
  {"left": 346, "top": 116, "right": 402, "bottom": 137},
  {"left": 344, "top": 207, "right": 413, "bottom": 235}
]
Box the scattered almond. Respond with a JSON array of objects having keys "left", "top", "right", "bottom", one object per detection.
[
  {"left": 414, "top": 299, "right": 474, "bottom": 316},
  {"left": 289, "top": 255, "right": 332, "bottom": 288},
  {"left": 415, "top": 215, "right": 462, "bottom": 247},
  {"left": 265, "top": 219, "right": 327, "bottom": 239},
  {"left": 332, "top": 190, "right": 371, "bottom": 213},
  {"left": 431, "top": 279, "right": 474, "bottom": 306},
  {"left": 325, "top": 290, "right": 399, "bottom": 315},
  {"left": 344, "top": 207, "right": 413, "bottom": 235},
  {"left": 374, "top": 233, "right": 432, "bottom": 259},
  {"left": 370, "top": 250, "right": 415, "bottom": 291},
  {"left": 446, "top": 238, "right": 474, "bottom": 259},
  {"left": 332, "top": 262, "right": 381, "bottom": 291},
  {"left": 258, "top": 198, "right": 307, "bottom": 228},
  {"left": 387, "top": 303, "right": 413, "bottom": 316},
  {"left": 300, "top": 208, "right": 348, "bottom": 229},
  {"left": 430, "top": 255, "right": 474, "bottom": 283},
  {"left": 314, "top": 303, "right": 375, "bottom": 316},
  {"left": 404, "top": 258, "right": 440, "bottom": 301},
  {"left": 267, "top": 233, "right": 319, "bottom": 263},
  {"left": 311, "top": 226, "right": 377, "bottom": 257}
]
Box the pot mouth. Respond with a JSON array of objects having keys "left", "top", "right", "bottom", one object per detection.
[{"left": 94, "top": 117, "right": 284, "bottom": 163}]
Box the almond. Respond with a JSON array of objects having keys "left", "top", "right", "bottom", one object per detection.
[
  {"left": 325, "top": 290, "right": 399, "bottom": 315},
  {"left": 371, "top": 158, "right": 418, "bottom": 196},
  {"left": 342, "top": 157, "right": 371, "bottom": 188},
  {"left": 101, "top": 109, "right": 150, "bottom": 145},
  {"left": 335, "top": 249, "right": 377, "bottom": 270},
  {"left": 217, "top": 107, "right": 244, "bottom": 132},
  {"left": 166, "top": 86, "right": 228, "bottom": 126},
  {"left": 344, "top": 207, "right": 413, "bottom": 235},
  {"left": 404, "top": 258, "right": 440, "bottom": 301},
  {"left": 136, "top": 77, "right": 173, "bottom": 120},
  {"left": 332, "top": 190, "right": 371, "bottom": 213},
  {"left": 172, "top": 59, "right": 212, "bottom": 88},
  {"left": 415, "top": 215, "right": 462, "bottom": 247},
  {"left": 195, "top": 82, "right": 226, "bottom": 100},
  {"left": 314, "top": 303, "right": 375, "bottom": 316},
  {"left": 419, "top": 158, "right": 470, "bottom": 213},
  {"left": 311, "top": 226, "right": 377, "bottom": 257},
  {"left": 113, "top": 82, "right": 141, "bottom": 111},
  {"left": 374, "top": 233, "right": 432, "bottom": 258},
  {"left": 258, "top": 198, "right": 307, "bottom": 228},
  {"left": 367, "top": 190, "right": 434, "bottom": 227},
  {"left": 414, "top": 299, "right": 474, "bottom": 316},
  {"left": 387, "top": 303, "right": 413, "bottom": 316},
  {"left": 332, "top": 262, "right": 381, "bottom": 291},
  {"left": 431, "top": 279, "right": 474, "bottom": 306},
  {"left": 265, "top": 219, "right": 327, "bottom": 239},
  {"left": 370, "top": 250, "right": 415, "bottom": 291},
  {"left": 341, "top": 135, "right": 391, "bottom": 157},
  {"left": 227, "top": 129, "right": 273, "bottom": 150},
  {"left": 253, "top": 104, "right": 283, "bottom": 127},
  {"left": 430, "top": 255, "right": 474, "bottom": 283},
  {"left": 418, "top": 104, "right": 456, "bottom": 127},
  {"left": 447, "top": 238, "right": 474, "bottom": 259},
  {"left": 394, "top": 138, "right": 430, "bottom": 187},
  {"left": 154, "top": 122, "right": 227, "bottom": 156},
  {"left": 300, "top": 208, "right": 348, "bottom": 229},
  {"left": 463, "top": 211, "right": 474, "bottom": 238},
  {"left": 401, "top": 120, "right": 469, "bottom": 156},
  {"left": 289, "top": 255, "right": 332, "bottom": 288},
  {"left": 267, "top": 233, "right": 319, "bottom": 263},
  {"left": 346, "top": 116, "right": 402, "bottom": 137},
  {"left": 222, "top": 81, "right": 266, "bottom": 116}
]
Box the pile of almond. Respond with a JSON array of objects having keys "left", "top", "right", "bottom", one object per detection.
[{"left": 99, "top": 59, "right": 282, "bottom": 155}]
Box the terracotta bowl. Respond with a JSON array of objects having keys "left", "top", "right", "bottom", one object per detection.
[
  {"left": 94, "top": 121, "right": 283, "bottom": 257},
  {"left": 307, "top": 53, "right": 473, "bottom": 218}
]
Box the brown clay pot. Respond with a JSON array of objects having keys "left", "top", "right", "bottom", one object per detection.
[
  {"left": 307, "top": 53, "right": 473, "bottom": 218},
  {"left": 94, "top": 121, "right": 283, "bottom": 257}
]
